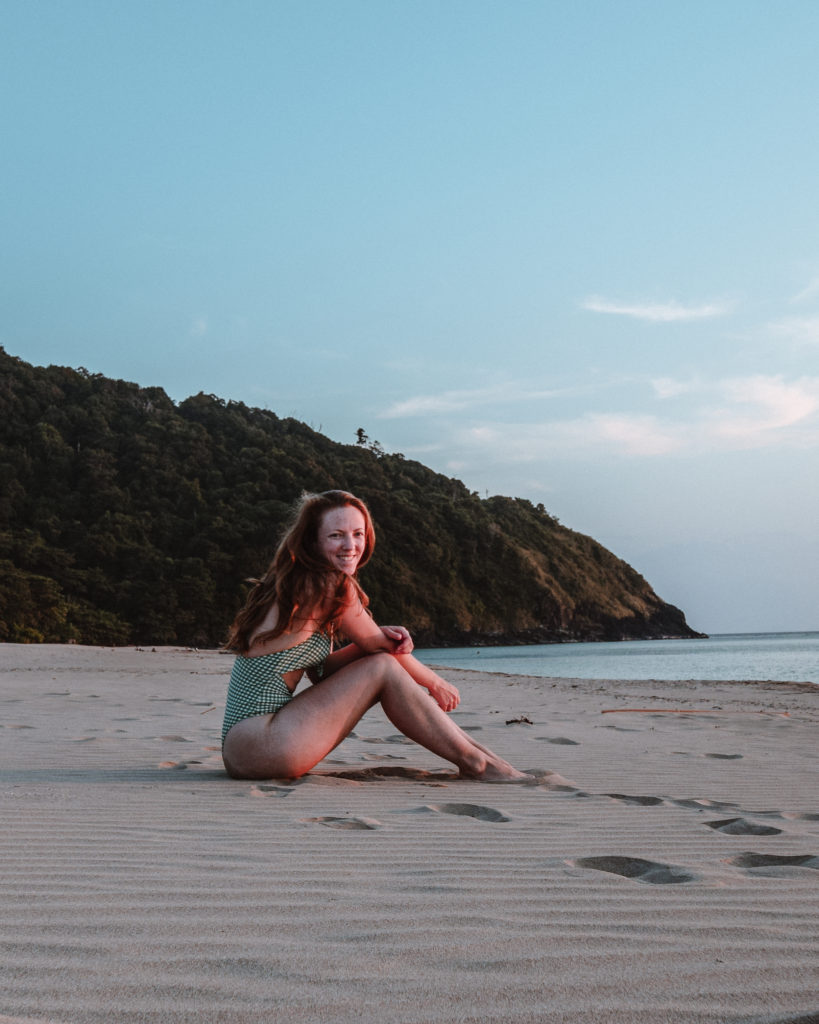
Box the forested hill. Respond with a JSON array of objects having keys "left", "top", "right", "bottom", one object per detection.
[{"left": 0, "top": 348, "right": 703, "bottom": 647}]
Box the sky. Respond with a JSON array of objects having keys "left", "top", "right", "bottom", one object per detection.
[{"left": 3, "top": 0, "right": 819, "bottom": 635}]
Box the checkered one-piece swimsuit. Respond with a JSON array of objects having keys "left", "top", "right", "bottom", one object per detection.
[{"left": 221, "top": 631, "right": 332, "bottom": 747}]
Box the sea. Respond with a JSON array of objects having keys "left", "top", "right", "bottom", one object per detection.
[{"left": 416, "top": 632, "right": 819, "bottom": 686}]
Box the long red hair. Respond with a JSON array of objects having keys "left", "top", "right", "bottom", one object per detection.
[{"left": 224, "top": 490, "right": 376, "bottom": 653}]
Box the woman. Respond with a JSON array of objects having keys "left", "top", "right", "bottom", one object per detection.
[{"left": 221, "top": 490, "right": 531, "bottom": 782}]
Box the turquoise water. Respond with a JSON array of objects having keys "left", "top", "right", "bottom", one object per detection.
[{"left": 416, "top": 632, "right": 819, "bottom": 685}]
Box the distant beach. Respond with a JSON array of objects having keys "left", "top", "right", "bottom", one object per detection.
[{"left": 1, "top": 643, "right": 818, "bottom": 1023}]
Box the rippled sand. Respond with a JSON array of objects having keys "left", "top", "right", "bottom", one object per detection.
[{"left": 1, "top": 644, "right": 818, "bottom": 1024}]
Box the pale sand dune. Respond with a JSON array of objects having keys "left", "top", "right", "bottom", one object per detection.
[{"left": 1, "top": 644, "right": 818, "bottom": 1024}]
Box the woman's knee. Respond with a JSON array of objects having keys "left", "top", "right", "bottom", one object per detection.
[
  {"left": 372, "top": 654, "right": 416, "bottom": 698},
  {"left": 366, "top": 651, "right": 396, "bottom": 670},
  {"left": 364, "top": 651, "right": 404, "bottom": 678},
  {"left": 353, "top": 651, "right": 406, "bottom": 688}
]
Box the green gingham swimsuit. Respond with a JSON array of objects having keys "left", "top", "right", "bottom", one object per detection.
[{"left": 221, "top": 631, "right": 332, "bottom": 746}]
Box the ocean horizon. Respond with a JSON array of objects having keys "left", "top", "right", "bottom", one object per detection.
[{"left": 416, "top": 631, "right": 819, "bottom": 686}]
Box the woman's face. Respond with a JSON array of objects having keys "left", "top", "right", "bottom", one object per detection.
[{"left": 317, "top": 505, "right": 367, "bottom": 575}]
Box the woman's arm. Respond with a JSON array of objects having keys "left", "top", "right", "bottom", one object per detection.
[
  {"left": 312, "top": 646, "right": 459, "bottom": 712},
  {"left": 305, "top": 620, "right": 411, "bottom": 683},
  {"left": 391, "top": 653, "right": 460, "bottom": 712},
  {"left": 308, "top": 600, "right": 460, "bottom": 711},
  {"left": 306, "top": 641, "right": 365, "bottom": 681},
  {"left": 337, "top": 599, "right": 402, "bottom": 654}
]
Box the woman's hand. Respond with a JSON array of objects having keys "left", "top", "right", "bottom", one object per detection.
[
  {"left": 427, "top": 677, "right": 460, "bottom": 713},
  {"left": 381, "top": 625, "right": 414, "bottom": 655}
]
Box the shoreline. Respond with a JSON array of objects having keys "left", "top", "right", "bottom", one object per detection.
[
  {"left": 8, "top": 637, "right": 818, "bottom": 683},
  {"left": 419, "top": 632, "right": 819, "bottom": 687},
  {"left": 429, "top": 662, "right": 819, "bottom": 695},
  {"left": 2, "top": 644, "right": 818, "bottom": 1023}
]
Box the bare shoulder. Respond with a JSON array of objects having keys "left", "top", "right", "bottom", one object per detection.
[{"left": 246, "top": 603, "right": 322, "bottom": 656}]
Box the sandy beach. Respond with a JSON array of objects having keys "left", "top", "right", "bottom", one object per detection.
[{"left": 1, "top": 643, "right": 817, "bottom": 1024}]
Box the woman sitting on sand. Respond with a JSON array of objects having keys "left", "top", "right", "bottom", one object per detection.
[{"left": 221, "top": 489, "right": 530, "bottom": 782}]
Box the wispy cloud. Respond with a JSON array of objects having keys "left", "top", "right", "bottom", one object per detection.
[
  {"left": 647, "top": 374, "right": 819, "bottom": 450},
  {"left": 408, "top": 374, "right": 819, "bottom": 468},
  {"left": 712, "top": 375, "right": 819, "bottom": 442},
  {"left": 651, "top": 377, "right": 700, "bottom": 399},
  {"left": 769, "top": 316, "right": 819, "bottom": 347},
  {"left": 587, "top": 413, "right": 683, "bottom": 455},
  {"left": 381, "top": 390, "right": 481, "bottom": 418},
  {"left": 458, "top": 413, "right": 682, "bottom": 460},
  {"left": 790, "top": 274, "right": 819, "bottom": 304},
  {"left": 582, "top": 296, "right": 731, "bottom": 322},
  {"left": 380, "top": 383, "right": 568, "bottom": 419}
]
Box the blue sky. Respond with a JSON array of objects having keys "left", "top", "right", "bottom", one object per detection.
[{"left": 3, "top": 0, "right": 818, "bottom": 634}]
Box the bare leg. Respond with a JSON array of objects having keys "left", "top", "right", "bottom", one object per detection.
[{"left": 222, "top": 653, "right": 530, "bottom": 781}]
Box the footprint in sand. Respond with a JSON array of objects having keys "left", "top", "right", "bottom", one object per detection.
[
  {"left": 159, "top": 735, "right": 191, "bottom": 742},
  {"left": 422, "top": 803, "right": 510, "bottom": 823},
  {"left": 574, "top": 855, "right": 696, "bottom": 884},
  {"left": 672, "top": 798, "right": 741, "bottom": 813},
  {"left": 361, "top": 734, "right": 414, "bottom": 745},
  {"left": 542, "top": 736, "right": 579, "bottom": 745},
  {"left": 705, "top": 817, "right": 783, "bottom": 836},
  {"left": 526, "top": 769, "right": 578, "bottom": 790},
  {"left": 604, "top": 793, "right": 665, "bottom": 806},
  {"left": 728, "top": 852, "right": 819, "bottom": 872},
  {"left": 293, "top": 775, "right": 361, "bottom": 788},
  {"left": 302, "top": 816, "right": 382, "bottom": 830},
  {"left": 249, "top": 784, "right": 294, "bottom": 798},
  {"left": 704, "top": 753, "right": 743, "bottom": 760}
]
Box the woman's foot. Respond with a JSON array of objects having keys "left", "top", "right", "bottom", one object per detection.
[{"left": 459, "top": 751, "right": 537, "bottom": 783}]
